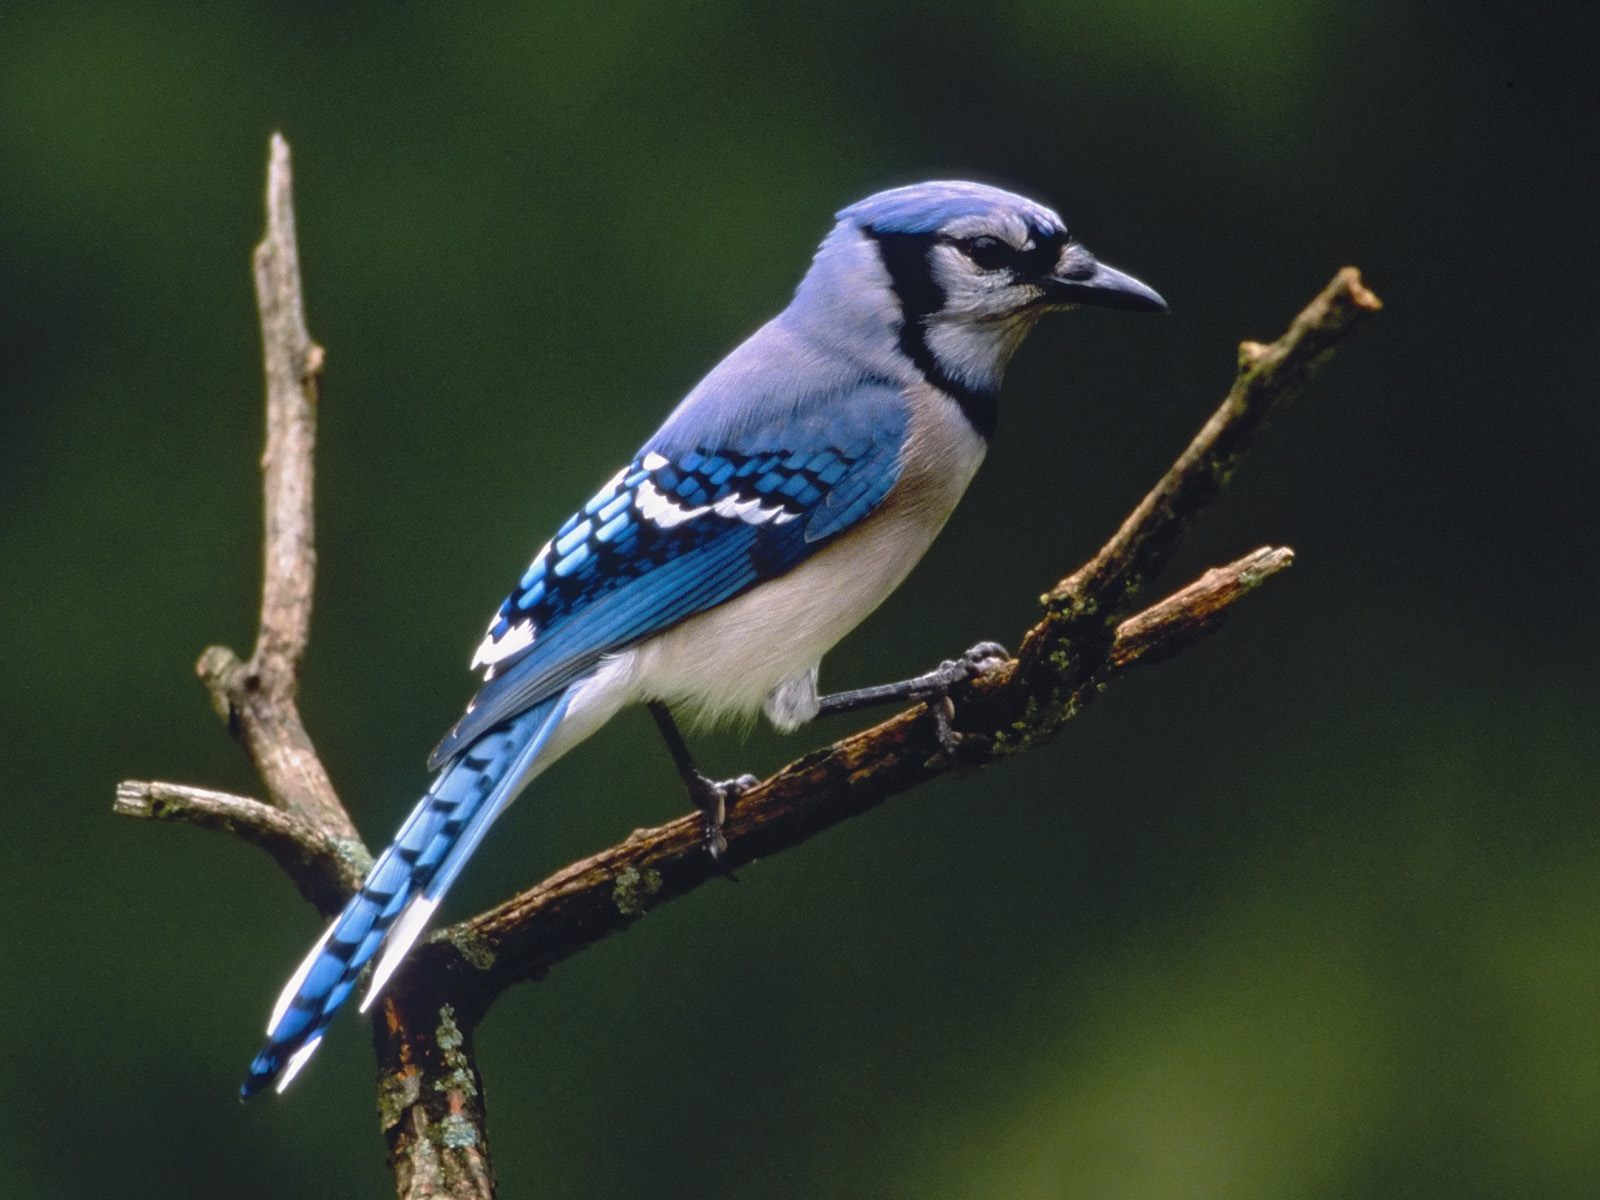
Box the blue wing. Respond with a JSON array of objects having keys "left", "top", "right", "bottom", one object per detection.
[{"left": 428, "top": 376, "right": 909, "bottom": 769}]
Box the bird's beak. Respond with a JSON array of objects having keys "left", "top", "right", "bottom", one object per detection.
[{"left": 1042, "top": 242, "right": 1168, "bottom": 313}]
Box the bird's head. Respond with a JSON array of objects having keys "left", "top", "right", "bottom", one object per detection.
[
  {"left": 839, "top": 180, "right": 1166, "bottom": 322},
  {"left": 786, "top": 181, "right": 1165, "bottom": 432}
]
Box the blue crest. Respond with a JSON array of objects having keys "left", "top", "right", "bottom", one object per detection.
[{"left": 836, "top": 180, "right": 1065, "bottom": 238}]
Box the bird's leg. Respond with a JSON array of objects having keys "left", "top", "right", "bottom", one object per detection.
[
  {"left": 814, "top": 642, "right": 1010, "bottom": 716},
  {"left": 814, "top": 642, "right": 1010, "bottom": 755},
  {"left": 646, "top": 701, "right": 756, "bottom": 859}
]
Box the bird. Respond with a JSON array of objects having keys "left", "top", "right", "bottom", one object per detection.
[{"left": 241, "top": 180, "right": 1166, "bottom": 1097}]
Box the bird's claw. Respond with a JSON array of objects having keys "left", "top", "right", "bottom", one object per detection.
[
  {"left": 959, "top": 640, "right": 1011, "bottom": 676},
  {"left": 915, "top": 642, "right": 1009, "bottom": 758},
  {"left": 927, "top": 694, "right": 961, "bottom": 756},
  {"left": 687, "top": 772, "right": 757, "bottom": 860}
]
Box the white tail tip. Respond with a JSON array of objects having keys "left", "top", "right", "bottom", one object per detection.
[
  {"left": 268, "top": 921, "right": 336, "bottom": 1035},
  {"left": 359, "top": 896, "right": 440, "bottom": 1014},
  {"left": 275, "top": 1036, "right": 324, "bottom": 1093}
]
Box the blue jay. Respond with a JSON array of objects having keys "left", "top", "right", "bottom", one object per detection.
[{"left": 241, "top": 180, "right": 1165, "bottom": 1097}]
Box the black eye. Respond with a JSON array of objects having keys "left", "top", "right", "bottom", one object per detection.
[{"left": 958, "top": 235, "right": 1013, "bottom": 271}]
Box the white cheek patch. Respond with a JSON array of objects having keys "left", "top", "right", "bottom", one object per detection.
[
  {"left": 472, "top": 617, "right": 535, "bottom": 672},
  {"left": 636, "top": 480, "right": 799, "bottom": 529},
  {"left": 929, "top": 247, "right": 1035, "bottom": 325}
]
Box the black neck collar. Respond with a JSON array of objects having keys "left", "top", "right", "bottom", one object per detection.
[{"left": 868, "top": 230, "right": 999, "bottom": 440}]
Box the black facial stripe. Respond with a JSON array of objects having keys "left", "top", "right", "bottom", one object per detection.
[
  {"left": 871, "top": 231, "right": 944, "bottom": 321},
  {"left": 867, "top": 230, "right": 999, "bottom": 439}
]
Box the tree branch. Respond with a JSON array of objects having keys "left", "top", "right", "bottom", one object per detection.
[
  {"left": 1107, "top": 545, "right": 1296, "bottom": 668},
  {"left": 251, "top": 130, "right": 322, "bottom": 679},
  {"left": 115, "top": 781, "right": 366, "bottom": 913},
  {"left": 1013, "top": 268, "right": 1381, "bottom": 711},
  {"left": 124, "top": 134, "right": 488, "bottom": 1199},
  {"left": 114, "top": 133, "right": 1380, "bottom": 1200},
  {"left": 194, "top": 133, "right": 357, "bottom": 846}
]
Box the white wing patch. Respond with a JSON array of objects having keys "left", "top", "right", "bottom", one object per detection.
[
  {"left": 713, "top": 493, "right": 800, "bottom": 524},
  {"left": 635, "top": 480, "right": 799, "bottom": 530},
  {"left": 469, "top": 461, "right": 804, "bottom": 679},
  {"left": 473, "top": 617, "right": 535, "bottom": 673},
  {"left": 635, "top": 480, "right": 709, "bottom": 528}
]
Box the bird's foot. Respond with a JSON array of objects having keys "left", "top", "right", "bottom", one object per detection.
[
  {"left": 685, "top": 772, "right": 758, "bottom": 860},
  {"left": 926, "top": 693, "right": 961, "bottom": 756},
  {"left": 913, "top": 642, "right": 1009, "bottom": 757},
  {"left": 917, "top": 641, "right": 1010, "bottom": 694}
]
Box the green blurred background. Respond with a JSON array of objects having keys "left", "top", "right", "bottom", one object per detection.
[{"left": 2, "top": 3, "right": 1595, "bottom": 1197}]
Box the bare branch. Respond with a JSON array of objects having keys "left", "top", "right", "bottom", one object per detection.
[
  {"left": 946, "top": 268, "right": 1386, "bottom": 774},
  {"left": 252, "top": 132, "right": 322, "bottom": 679},
  {"left": 1019, "top": 268, "right": 1382, "bottom": 677},
  {"left": 115, "top": 781, "right": 366, "bottom": 914},
  {"left": 194, "top": 645, "right": 355, "bottom": 842},
  {"left": 189, "top": 134, "right": 357, "bottom": 844},
  {"left": 1109, "top": 545, "right": 1295, "bottom": 668}
]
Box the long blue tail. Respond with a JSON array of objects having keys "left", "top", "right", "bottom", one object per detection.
[{"left": 240, "top": 689, "right": 575, "bottom": 1097}]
